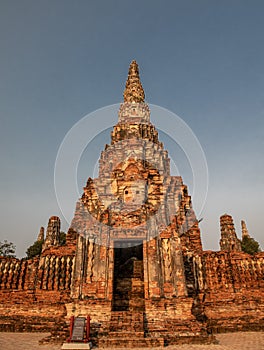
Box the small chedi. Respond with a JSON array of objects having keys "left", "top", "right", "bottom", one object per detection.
[
  {"left": 219, "top": 214, "right": 242, "bottom": 252},
  {"left": 0, "top": 61, "right": 263, "bottom": 347}
]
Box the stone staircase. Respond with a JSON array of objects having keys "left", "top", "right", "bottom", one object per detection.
[
  {"left": 113, "top": 260, "right": 145, "bottom": 311},
  {"left": 98, "top": 311, "right": 164, "bottom": 348},
  {"left": 98, "top": 258, "right": 164, "bottom": 347}
]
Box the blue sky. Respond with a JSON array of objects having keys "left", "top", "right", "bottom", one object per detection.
[{"left": 0, "top": 0, "right": 263, "bottom": 257}]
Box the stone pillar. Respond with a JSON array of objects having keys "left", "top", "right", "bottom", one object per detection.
[
  {"left": 145, "top": 238, "right": 162, "bottom": 298},
  {"left": 71, "top": 234, "right": 86, "bottom": 299},
  {"left": 219, "top": 214, "right": 242, "bottom": 252}
]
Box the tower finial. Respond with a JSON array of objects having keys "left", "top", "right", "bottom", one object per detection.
[{"left": 123, "top": 60, "right": 145, "bottom": 103}]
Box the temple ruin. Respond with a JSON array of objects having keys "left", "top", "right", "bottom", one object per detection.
[{"left": 0, "top": 61, "right": 263, "bottom": 347}]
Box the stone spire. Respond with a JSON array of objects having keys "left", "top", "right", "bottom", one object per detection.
[
  {"left": 123, "top": 60, "right": 145, "bottom": 103},
  {"left": 42, "top": 216, "right": 60, "bottom": 251},
  {"left": 219, "top": 214, "right": 242, "bottom": 252},
  {"left": 241, "top": 220, "right": 250, "bottom": 239},
  {"left": 37, "top": 226, "right": 44, "bottom": 242}
]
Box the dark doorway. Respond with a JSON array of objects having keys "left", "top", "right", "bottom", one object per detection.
[{"left": 112, "top": 240, "right": 144, "bottom": 311}]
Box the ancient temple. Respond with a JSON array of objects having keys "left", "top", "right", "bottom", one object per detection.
[{"left": 0, "top": 61, "right": 263, "bottom": 347}]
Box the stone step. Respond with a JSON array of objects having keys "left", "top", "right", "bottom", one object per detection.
[
  {"left": 61, "top": 343, "right": 92, "bottom": 350},
  {"left": 109, "top": 325, "right": 143, "bottom": 332},
  {"left": 109, "top": 311, "right": 144, "bottom": 332},
  {"left": 113, "top": 298, "right": 145, "bottom": 308},
  {"left": 114, "top": 279, "right": 144, "bottom": 291},
  {"left": 110, "top": 318, "right": 143, "bottom": 324},
  {"left": 98, "top": 336, "right": 164, "bottom": 348},
  {"left": 109, "top": 321, "right": 144, "bottom": 330},
  {"left": 109, "top": 322, "right": 143, "bottom": 327},
  {"left": 111, "top": 318, "right": 143, "bottom": 323},
  {"left": 113, "top": 295, "right": 144, "bottom": 301},
  {"left": 112, "top": 304, "right": 129, "bottom": 311},
  {"left": 110, "top": 311, "right": 144, "bottom": 319},
  {"left": 108, "top": 331, "right": 145, "bottom": 338}
]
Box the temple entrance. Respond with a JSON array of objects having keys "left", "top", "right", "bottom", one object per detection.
[{"left": 112, "top": 240, "right": 144, "bottom": 311}]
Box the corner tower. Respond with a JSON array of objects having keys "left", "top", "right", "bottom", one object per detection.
[{"left": 219, "top": 214, "right": 242, "bottom": 252}]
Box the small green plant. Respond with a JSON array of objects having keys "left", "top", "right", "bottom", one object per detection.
[
  {"left": 59, "top": 232, "right": 66, "bottom": 246},
  {"left": 241, "top": 236, "right": 261, "bottom": 255},
  {"left": 26, "top": 240, "right": 43, "bottom": 259}
]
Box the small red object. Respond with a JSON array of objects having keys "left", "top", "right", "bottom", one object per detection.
[
  {"left": 67, "top": 316, "right": 75, "bottom": 342},
  {"left": 86, "top": 315, "right": 91, "bottom": 342}
]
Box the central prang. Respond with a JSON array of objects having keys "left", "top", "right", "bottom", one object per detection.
[{"left": 69, "top": 60, "right": 205, "bottom": 348}]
